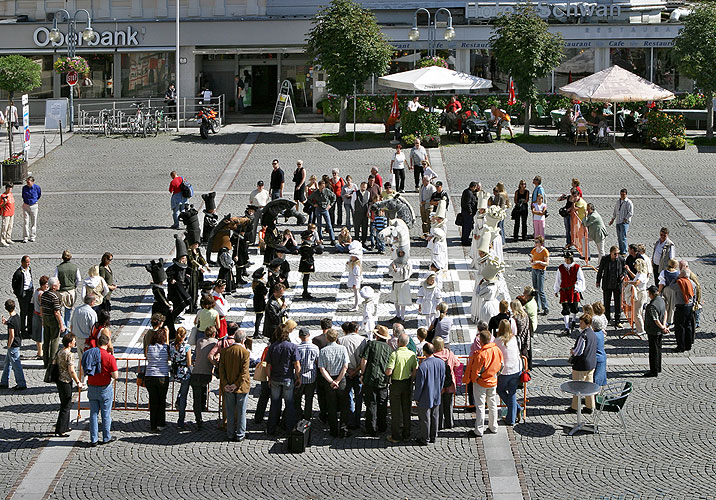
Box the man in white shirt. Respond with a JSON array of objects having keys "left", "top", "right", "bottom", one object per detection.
[
  {"left": 608, "top": 188, "right": 633, "bottom": 256},
  {"left": 407, "top": 97, "right": 424, "bottom": 112},
  {"left": 248, "top": 180, "right": 270, "bottom": 245},
  {"left": 409, "top": 139, "right": 429, "bottom": 191},
  {"left": 200, "top": 88, "right": 213, "bottom": 104},
  {"left": 71, "top": 293, "right": 98, "bottom": 377},
  {"left": 337, "top": 321, "right": 367, "bottom": 429},
  {"left": 4, "top": 101, "right": 18, "bottom": 129}
]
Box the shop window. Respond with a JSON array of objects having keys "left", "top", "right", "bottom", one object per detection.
[
  {"left": 60, "top": 54, "right": 114, "bottom": 99},
  {"left": 121, "top": 52, "right": 175, "bottom": 98}
]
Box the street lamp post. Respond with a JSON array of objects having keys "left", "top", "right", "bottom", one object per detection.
[
  {"left": 408, "top": 8, "right": 455, "bottom": 58},
  {"left": 48, "top": 9, "right": 95, "bottom": 132}
]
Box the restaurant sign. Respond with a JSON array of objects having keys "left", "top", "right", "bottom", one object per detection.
[{"left": 33, "top": 26, "right": 140, "bottom": 47}]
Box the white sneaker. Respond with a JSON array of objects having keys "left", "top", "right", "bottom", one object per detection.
[
  {"left": 22, "top": 238, "right": 27, "bottom": 243},
  {"left": 29, "top": 238, "right": 35, "bottom": 242},
  {"left": 0, "top": 242, "right": 7, "bottom": 247}
]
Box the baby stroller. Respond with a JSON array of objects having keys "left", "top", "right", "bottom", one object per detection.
[{"left": 462, "top": 116, "right": 493, "bottom": 143}]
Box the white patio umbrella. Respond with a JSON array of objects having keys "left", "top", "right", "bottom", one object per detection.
[
  {"left": 559, "top": 65, "right": 674, "bottom": 141},
  {"left": 378, "top": 66, "right": 492, "bottom": 92}
]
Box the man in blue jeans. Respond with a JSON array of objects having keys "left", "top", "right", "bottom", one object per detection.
[
  {"left": 266, "top": 322, "right": 301, "bottom": 435},
  {"left": 83, "top": 333, "right": 118, "bottom": 446},
  {"left": 168, "top": 171, "right": 188, "bottom": 229},
  {"left": 1, "top": 299, "right": 27, "bottom": 390},
  {"left": 609, "top": 188, "right": 633, "bottom": 256},
  {"left": 309, "top": 180, "right": 337, "bottom": 244},
  {"left": 219, "top": 331, "right": 251, "bottom": 442}
]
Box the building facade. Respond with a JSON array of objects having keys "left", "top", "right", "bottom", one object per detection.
[{"left": 0, "top": 0, "right": 693, "bottom": 116}]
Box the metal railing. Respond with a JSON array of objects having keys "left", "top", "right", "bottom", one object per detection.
[{"left": 75, "top": 94, "right": 224, "bottom": 135}]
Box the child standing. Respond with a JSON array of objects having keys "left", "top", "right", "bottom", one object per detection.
[
  {"left": 371, "top": 209, "right": 388, "bottom": 253},
  {"left": 531, "top": 193, "right": 547, "bottom": 238},
  {"left": 1, "top": 299, "right": 27, "bottom": 389},
  {"left": 298, "top": 230, "right": 315, "bottom": 300},
  {"left": 417, "top": 273, "right": 443, "bottom": 328},
  {"left": 388, "top": 250, "right": 412, "bottom": 323},
  {"left": 0, "top": 183, "right": 14, "bottom": 247},
  {"left": 346, "top": 246, "right": 363, "bottom": 311},
  {"left": 359, "top": 286, "right": 378, "bottom": 334},
  {"left": 251, "top": 268, "right": 268, "bottom": 339},
  {"left": 415, "top": 327, "right": 428, "bottom": 355}
]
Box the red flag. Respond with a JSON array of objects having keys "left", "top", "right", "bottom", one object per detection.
[
  {"left": 389, "top": 92, "right": 399, "bottom": 120},
  {"left": 507, "top": 77, "right": 516, "bottom": 105},
  {"left": 568, "top": 71, "right": 573, "bottom": 83}
]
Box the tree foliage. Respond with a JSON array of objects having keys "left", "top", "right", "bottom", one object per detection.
[
  {"left": 0, "top": 55, "right": 42, "bottom": 98},
  {"left": 489, "top": 4, "right": 564, "bottom": 134},
  {"left": 306, "top": 0, "right": 393, "bottom": 135},
  {"left": 673, "top": 2, "right": 716, "bottom": 137}
]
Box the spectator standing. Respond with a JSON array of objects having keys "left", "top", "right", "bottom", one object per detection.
[
  {"left": 629, "top": 259, "right": 649, "bottom": 335},
  {"left": 531, "top": 193, "right": 547, "bottom": 239},
  {"left": 432, "top": 336, "right": 459, "bottom": 430},
  {"left": 390, "top": 145, "right": 407, "bottom": 193},
  {"left": 409, "top": 138, "right": 429, "bottom": 191},
  {"left": 1, "top": 299, "right": 26, "bottom": 390},
  {"left": 31, "top": 275, "right": 49, "bottom": 360},
  {"left": 219, "top": 330, "right": 251, "bottom": 442},
  {"left": 248, "top": 180, "right": 270, "bottom": 245},
  {"left": 292, "top": 160, "right": 306, "bottom": 212},
  {"left": 596, "top": 246, "right": 627, "bottom": 329},
  {"left": 341, "top": 175, "right": 358, "bottom": 230},
  {"left": 144, "top": 327, "right": 170, "bottom": 432},
  {"left": 318, "top": 328, "right": 351, "bottom": 437},
  {"left": 328, "top": 169, "right": 345, "bottom": 226},
  {"left": 269, "top": 159, "right": 285, "bottom": 200},
  {"left": 189, "top": 327, "right": 217, "bottom": 429},
  {"left": 557, "top": 189, "right": 574, "bottom": 249},
  {"left": 529, "top": 236, "right": 549, "bottom": 316},
  {"left": 531, "top": 176, "right": 545, "bottom": 205},
  {"left": 164, "top": 84, "right": 177, "bottom": 119},
  {"left": 512, "top": 180, "right": 530, "bottom": 241},
  {"left": 81, "top": 266, "right": 110, "bottom": 312},
  {"left": 494, "top": 320, "right": 521, "bottom": 426},
  {"left": 11, "top": 255, "right": 33, "bottom": 341},
  {"left": 83, "top": 333, "right": 118, "bottom": 445},
  {"left": 359, "top": 325, "right": 392, "bottom": 435},
  {"left": 652, "top": 227, "right": 675, "bottom": 279},
  {"left": 266, "top": 322, "right": 301, "bottom": 435},
  {"left": 370, "top": 167, "right": 383, "bottom": 189},
  {"left": 98, "top": 253, "right": 117, "bottom": 312},
  {"left": 680, "top": 260, "right": 703, "bottom": 330},
  {"left": 582, "top": 203, "right": 608, "bottom": 263},
  {"left": 464, "top": 329, "right": 503, "bottom": 437},
  {"left": 510, "top": 300, "right": 532, "bottom": 369},
  {"left": 460, "top": 182, "right": 479, "bottom": 246},
  {"left": 170, "top": 327, "right": 193, "bottom": 430},
  {"left": 670, "top": 269, "right": 695, "bottom": 353},
  {"left": 337, "top": 321, "right": 367, "bottom": 429},
  {"left": 54, "top": 250, "right": 82, "bottom": 326},
  {"left": 168, "top": 171, "right": 187, "bottom": 230},
  {"left": 294, "top": 328, "right": 320, "bottom": 420},
  {"left": 54, "top": 333, "right": 80, "bottom": 436},
  {"left": 309, "top": 180, "right": 337, "bottom": 244},
  {"left": 71, "top": 294, "right": 98, "bottom": 376},
  {"left": 21, "top": 176, "right": 41, "bottom": 243},
  {"left": 0, "top": 182, "right": 15, "bottom": 246},
  {"left": 568, "top": 314, "right": 597, "bottom": 414},
  {"left": 609, "top": 188, "right": 633, "bottom": 255},
  {"left": 419, "top": 176, "right": 436, "bottom": 235},
  {"left": 413, "top": 342, "right": 446, "bottom": 445},
  {"left": 353, "top": 182, "right": 371, "bottom": 245},
  {"left": 41, "top": 277, "right": 65, "bottom": 367},
  {"left": 591, "top": 316, "right": 608, "bottom": 386},
  {"left": 644, "top": 285, "right": 668, "bottom": 377},
  {"left": 385, "top": 333, "right": 418, "bottom": 443}
]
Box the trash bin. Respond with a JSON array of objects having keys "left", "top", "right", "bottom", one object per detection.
[{"left": 1, "top": 160, "right": 28, "bottom": 184}]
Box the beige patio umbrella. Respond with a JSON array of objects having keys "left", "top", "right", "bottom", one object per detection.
[{"left": 559, "top": 65, "right": 675, "bottom": 140}]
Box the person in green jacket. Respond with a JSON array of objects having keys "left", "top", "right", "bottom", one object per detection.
[{"left": 582, "top": 203, "right": 608, "bottom": 264}]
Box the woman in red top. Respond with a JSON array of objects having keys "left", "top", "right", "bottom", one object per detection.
[
  {"left": 446, "top": 96, "right": 462, "bottom": 114},
  {"left": 0, "top": 182, "right": 15, "bottom": 246},
  {"left": 329, "top": 168, "right": 345, "bottom": 227}
]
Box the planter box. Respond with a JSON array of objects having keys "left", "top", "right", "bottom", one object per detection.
[{"left": 2, "top": 161, "right": 28, "bottom": 184}]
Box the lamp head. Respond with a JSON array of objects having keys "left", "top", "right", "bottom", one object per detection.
[
  {"left": 408, "top": 26, "right": 420, "bottom": 41},
  {"left": 82, "top": 26, "right": 95, "bottom": 42},
  {"left": 443, "top": 26, "right": 455, "bottom": 41},
  {"left": 49, "top": 27, "right": 61, "bottom": 43}
]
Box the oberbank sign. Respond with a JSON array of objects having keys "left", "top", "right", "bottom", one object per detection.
[
  {"left": 33, "top": 26, "right": 140, "bottom": 47},
  {"left": 469, "top": 1, "right": 621, "bottom": 19}
]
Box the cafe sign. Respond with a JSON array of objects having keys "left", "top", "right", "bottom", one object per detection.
[{"left": 34, "top": 26, "right": 140, "bottom": 47}]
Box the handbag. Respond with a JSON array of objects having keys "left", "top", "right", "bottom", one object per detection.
[
  {"left": 44, "top": 353, "right": 60, "bottom": 384},
  {"left": 187, "top": 326, "right": 198, "bottom": 346},
  {"left": 455, "top": 212, "right": 464, "bottom": 226},
  {"left": 520, "top": 370, "right": 531, "bottom": 383},
  {"left": 253, "top": 361, "right": 268, "bottom": 382},
  {"left": 558, "top": 206, "right": 570, "bottom": 218},
  {"left": 510, "top": 205, "right": 520, "bottom": 220}
]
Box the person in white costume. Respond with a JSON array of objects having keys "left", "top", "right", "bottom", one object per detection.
[
  {"left": 470, "top": 254, "right": 504, "bottom": 324},
  {"left": 346, "top": 242, "right": 363, "bottom": 311},
  {"left": 388, "top": 250, "right": 412, "bottom": 323},
  {"left": 360, "top": 286, "right": 378, "bottom": 333},
  {"left": 427, "top": 227, "right": 448, "bottom": 273},
  {"left": 417, "top": 273, "right": 443, "bottom": 328}
]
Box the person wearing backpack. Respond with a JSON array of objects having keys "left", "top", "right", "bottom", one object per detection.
[{"left": 169, "top": 171, "right": 190, "bottom": 229}]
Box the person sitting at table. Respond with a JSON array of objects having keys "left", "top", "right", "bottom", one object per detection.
[
  {"left": 407, "top": 96, "right": 424, "bottom": 112},
  {"left": 558, "top": 111, "right": 575, "bottom": 142},
  {"left": 490, "top": 105, "right": 514, "bottom": 140},
  {"left": 445, "top": 95, "right": 462, "bottom": 114},
  {"left": 568, "top": 313, "right": 597, "bottom": 415},
  {"left": 623, "top": 111, "right": 638, "bottom": 140}
]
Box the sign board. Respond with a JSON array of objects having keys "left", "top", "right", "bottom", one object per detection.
[
  {"left": 44, "top": 99, "right": 68, "bottom": 130},
  {"left": 22, "top": 94, "right": 30, "bottom": 154},
  {"left": 66, "top": 70, "right": 78, "bottom": 86},
  {"left": 272, "top": 80, "right": 297, "bottom": 126}
]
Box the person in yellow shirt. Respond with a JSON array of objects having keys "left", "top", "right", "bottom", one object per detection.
[
  {"left": 385, "top": 333, "right": 417, "bottom": 443},
  {"left": 529, "top": 236, "right": 550, "bottom": 315}
]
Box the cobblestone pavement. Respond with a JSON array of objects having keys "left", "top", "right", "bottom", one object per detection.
[{"left": 0, "top": 125, "right": 713, "bottom": 500}]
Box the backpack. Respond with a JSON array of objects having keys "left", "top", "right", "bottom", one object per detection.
[{"left": 180, "top": 179, "right": 194, "bottom": 199}]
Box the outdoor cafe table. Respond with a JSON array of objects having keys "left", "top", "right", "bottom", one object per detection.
[{"left": 560, "top": 380, "right": 601, "bottom": 436}]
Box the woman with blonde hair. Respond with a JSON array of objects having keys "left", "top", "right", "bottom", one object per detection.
[
  {"left": 346, "top": 248, "right": 362, "bottom": 311},
  {"left": 510, "top": 299, "right": 531, "bottom": 369},
  {"left": 305, "top": 175, "right": 319, "bottom": 224},
  {"left": 82, "top": 265, "right": 110, "bottom": 312},
  {"left": 495, "top": 319, "right": 522, "bottom": 425},
  {"left": 492, "top": 183, "right": 510, "bottom": 244},
  {"left": 629, "top": 258, "right": 649, "bottom": 335},
  {"left": 432, "top": 336, "right": 460, "bottom": 429}
]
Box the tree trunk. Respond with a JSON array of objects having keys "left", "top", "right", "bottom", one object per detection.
[
  {"left": 6, "top": 92, "right": 14, "bottom": 158},
  {"left": 707, "top": 90, "right": 714, "bottom": 140},
  {"left": 338, "top": 95, "right": 348, "bottom": 136},
  {"left": 523, "top": 97, "right": 532, "bottom": 136}
]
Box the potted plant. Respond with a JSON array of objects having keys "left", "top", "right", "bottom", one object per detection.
[
  {"left": 53, "top": 56, "right": 90, "bottom": 75},
  {"left": 1, "top": 153, "right": 28, "bottom": 184}
]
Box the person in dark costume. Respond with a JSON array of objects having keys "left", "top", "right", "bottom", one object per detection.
[
  {"left": 252, "top": 267, "right": 268, "bottom": 338},
  {"left": 298, "top": 230, "right": 315, "bottom": 300},
  {"left": 145, "top": 258, "right": 176, "bottom": 339},
  {"left": 263, "top": 283, "right": 287, "bottom": 338},
  {"left": 273, "top": 246, "right": 291, "bottom": 289},
  {"left": 217, "top": 246, "right": 235, "bottom": 295},
  {"left": 267, "top": 257, "right": 288, "bottom": 293},
  {"left": 166, "top": 236, "right": 191, "bottom": 338},
  {"left": 201, "top": 192, "right": 219, "bottom": 244},
  {"left": 231, "top": 226, "right": 250, "bottom": 286},
  {"left": 187, "top": 237, "right": 209, "bottom": 314},
  {"left": 179, "top": 205, "right": 202, "bottom": 248},
  {"left": 263, "top": 222, "right": 281, "bottom": 266}
]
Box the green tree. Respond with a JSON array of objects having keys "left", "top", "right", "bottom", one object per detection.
[
  {"left": 489, "top": 4, "right": 564, "bottom": 135},
  {"left": 673, "top": 2, "right": 716, "bottom": 138},
  {"left": 306, "top": 0, "right": 393, "bottom": 136},
  {"left": 0, "top": 55, "right": 42, "bottom": 157}
]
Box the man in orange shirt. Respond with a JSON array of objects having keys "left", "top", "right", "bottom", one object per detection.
[
  {"left": 464, "top": 329, "right": 503, "bottom": 437},
  {"left": 0, "top": 182, "right": 15, "bottom": 247}
]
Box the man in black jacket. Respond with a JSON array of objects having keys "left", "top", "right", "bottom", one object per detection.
[
  {"left": 353, "top": 182, "right": 371, "bottom": 245},
  {"left": 460, "top": 182, "right": 479, "bottom": 246},
  {"left": 263, "top": 284, "right": 287, "bottom": 339},
  {"left": 11, "top": 255, "right": 33, "bottom": 339},
  {"left": 596, "top": 245, "right": 627, "bottom": 328}
]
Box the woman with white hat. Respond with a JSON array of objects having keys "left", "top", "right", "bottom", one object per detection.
[
  {"left": 417, "top": 273, "right": 442, "bottom": 328},
  {"left": 346, "top": 243, "right": 363, "bottom": 311},
  {"left": 427, "top": 227, "right": 448, "bottom": 273},
  {"left": 360, "top": 286, "right": 378, "bottom": 333}
]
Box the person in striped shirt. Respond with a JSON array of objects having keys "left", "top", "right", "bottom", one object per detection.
[{"left": 371, "top": 209, "right": 387, "bottom": 253}]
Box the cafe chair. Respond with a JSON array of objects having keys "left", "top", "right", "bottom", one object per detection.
[
  {"left": 592, "top": 381, "right": 633, "bottom": 434},
  {"left": 574, "top": 123, "right": 589, "bottom": 145}
]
